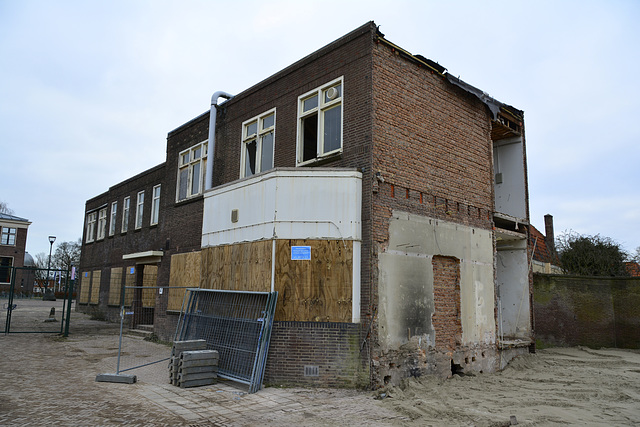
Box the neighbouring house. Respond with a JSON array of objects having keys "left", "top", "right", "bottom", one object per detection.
[
  {"left": 0, "top": 212, "right": 32, "bottom": 294},
  {"left": 78, "top": 21, "right": 533, "bottom": 388},
  {"left": 625, "top": 262, "right": 640, "bottom": 277},
  {"left": 529, "top": 214, "right": 562, "bottom": 274}
]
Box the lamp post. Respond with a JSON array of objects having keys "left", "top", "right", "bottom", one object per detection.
[{"left": 45, "top": 236, "right": 56, "bottom": 297}]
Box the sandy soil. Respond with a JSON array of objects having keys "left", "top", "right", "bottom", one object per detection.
[
  {"left": 370, "top": 346, "right": 640, "bottom": 426},
  {"left": 1, "top": 300, "right": 639, "bottom": 426}
]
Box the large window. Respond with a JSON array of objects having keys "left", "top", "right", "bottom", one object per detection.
[
  {"left": 0, "top": 256, "right": 12, "bottom": 283},
  {"left": 135, "top": 191, "right": 144, "bottom": 229},
  {"left": 177, "top": 141, "right": 207, "bottom": 201},
  {"left": 109, "top": 201, "right": 117, "bottom": 236},
  {"left": 297, "top": 77, "right": 343, "bottom": 165},
  {"left": 241, "top": 109, "right": 275, "bottom": 178},
  {"left": 1, "top": 227, "right": 17, "bottom": 245},
  {"left": 151, "top": 184, "right": 161, "bottom": 225},
  {"left": 97, "top": 208, "right": 107, "bottom": 240},
  {"left": 122, "top": 197, "right": 130, "bottom": 233},
  {"left": 85, "top": 212, "right": 97, "bottom": 243}
]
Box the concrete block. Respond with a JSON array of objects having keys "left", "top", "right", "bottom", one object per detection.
[{"left": 95, "top": 373, "right": 137, "bottom": 384}]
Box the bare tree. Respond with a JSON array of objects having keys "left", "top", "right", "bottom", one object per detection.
[
  {"left": 632, "top": 247, "right": 640, "bottom": 263},
  {"left": 52, "top": 238, "right": 81, "bottom": 272},
  {"left": 0, "top": 201, "right": 14, "bottom": 215}
]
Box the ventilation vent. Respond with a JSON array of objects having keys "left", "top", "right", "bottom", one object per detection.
[
  {"left": 304, "top": 365, "right": 319, "bottom": 377},
  {"left": 231, "top": 209, "right": 239, "bottom": 223},
  {"left": 326, "top": 87, "right": 339, "bottom": 100}
]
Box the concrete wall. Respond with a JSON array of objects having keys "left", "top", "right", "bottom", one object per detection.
[
  {"left": 378, "top": 211, "right": 495, "bottom": 350},
  {"left": 533, "top": 274, "right": 640, "bottom": 349}
]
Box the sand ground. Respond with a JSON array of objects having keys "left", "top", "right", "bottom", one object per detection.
[{"left": 1, "top": 299, "right": 639, "bottom": 426}]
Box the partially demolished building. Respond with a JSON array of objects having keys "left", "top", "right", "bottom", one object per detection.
[{"left": 78, "top": 21, "right": 533, "bottom": 387}]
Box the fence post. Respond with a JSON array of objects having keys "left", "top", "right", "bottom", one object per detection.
[{"left": 64, "top": 268, "right": 74, "bottom": 337}]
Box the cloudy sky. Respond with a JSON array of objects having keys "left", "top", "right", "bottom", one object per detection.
[{"left": 1, "top": 0, "right": 639, "bottom": 257}]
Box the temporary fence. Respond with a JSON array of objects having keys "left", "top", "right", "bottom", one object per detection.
[
  {"left": 174, "top": 288, "right": 278, "bottom": 393},
  {"left": 2, "top": 266, "right": 74, "bottom": 335},
  {"left": 108, "top": 285, "right": 191, "bottom": 384}
]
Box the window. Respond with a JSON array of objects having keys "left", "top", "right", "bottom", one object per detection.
[
  {"left": 0, "top": 256, "right": 12, "bottom": 283},
  {"left": 1, "top": 227, "right": 17, "bottom": 245},
  {"left": 97, "top": 208, "right": 107, "bottom": 240},
  {"left": 85, "top": 212, "right": 97, "bottom": 243},
  {"left": 297, "top": 77, "right": 343, "bottom": 165},
  {"left": 122, "top": 197, "right": 130, "bottom": 233},
  {"left": 177, "top": 141, "right": 207, "bottom": 201},
  {"left": 151, "top": 184, "right": 161, "bottom": 225},
  {"left": 109, "top": 201, "right": 117, "bottom": 236},
  {"left": 135, "top": 191, "right": 144, "bottom": 229},
  {"left": 240, "top": 109, "right": 275, "bottom": 177}
]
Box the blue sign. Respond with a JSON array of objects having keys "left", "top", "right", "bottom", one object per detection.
[{"left": 291, "top": 246, "right": 311, "bottom": 260}]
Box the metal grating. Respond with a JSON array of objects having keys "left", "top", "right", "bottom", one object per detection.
[{"left": 174, "top": 289, "right": 277, "bottom": 393}]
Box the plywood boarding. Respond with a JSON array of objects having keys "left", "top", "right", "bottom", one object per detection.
[
  {"left": 201, "top": 241, "right": 271, "bottom": 292},
  {"left": 142, "top": 265, "right": 157, "bottom": 308},
  {"left": 274, "top": 239, "right": 352, "bottom": 322},
  {"left": 79, "top": 272, "right": 90, "bottom": 304},
  {"left": 168, "top": 251, "right": 201, "bottom": 311},
  {"left": 89, "top": 270, "right": 101, "bottom": 304},
  {"left": 124, "top": 266, "right": 135, "bottom": 307},
  {"left": 108, "top": 267, "right": 123, "bottom": 306}
]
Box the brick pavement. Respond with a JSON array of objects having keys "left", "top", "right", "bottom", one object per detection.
[{"left": 0, "top": 303, "right": 404, "bottom": 426}]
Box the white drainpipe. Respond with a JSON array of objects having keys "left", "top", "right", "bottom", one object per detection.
[{"left": 205, "top": 91, "right": 234, "bottom": 191}]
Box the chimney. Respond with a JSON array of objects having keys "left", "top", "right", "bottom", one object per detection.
[{"left": 544, "top": 214, "right": 555, "bottom": 254}]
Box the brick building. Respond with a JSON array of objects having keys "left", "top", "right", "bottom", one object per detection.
[
  {"left": 0, "top": 212, "right": 32, "bottom": 294},
  {"left": 78, "top": 21, "right": 533, "bottom": 388}
]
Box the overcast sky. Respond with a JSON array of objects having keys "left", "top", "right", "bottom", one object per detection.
[{"left": 1, "top": 0, "right": 639, "bottom": 258}]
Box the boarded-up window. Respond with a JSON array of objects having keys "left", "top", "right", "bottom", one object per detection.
[
  {"left": 89, "top": 270, "right": 101, "bottom": 304},
  {"left": 201, "top": 241, "right": 272, "bottom": 292},
  {"left": 79, "top": 272, "right": 91, "bottom": 304},
  {"left": 274, "top": 239, "right": 352, "bottom": 322},
  {"left": 168, "top": 251, "right": 201, "bottom": 312},
  {"left": 108, "top": 267, "right": 123, "bottom": 306},
  {"left": 124, "top": 266, "right": 135, "bottom": 307},
  {"left": 141, "top": 265, "right": 157, "bottom": 308}
]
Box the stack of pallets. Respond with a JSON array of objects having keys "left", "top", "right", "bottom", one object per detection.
[{"left": 169, "top": 340, "right": 219, "bottom": 388}]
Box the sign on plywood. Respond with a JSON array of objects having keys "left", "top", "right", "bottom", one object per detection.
[{"left": 291, "top": 246, "right": 311, "bottom": 260}]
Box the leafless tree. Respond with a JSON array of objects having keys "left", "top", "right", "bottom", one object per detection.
[
  {"left": 52, "top": 238, "right": 81, "bottom": 272},
  {"left": 0, "top": 201, "right": 14, "bottom": 215}
]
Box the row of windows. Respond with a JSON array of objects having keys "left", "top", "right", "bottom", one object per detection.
[
  {"left": 86, "top": 184, "right": 161, "bottom": 243},
  {"left": 1, "top": 227, "right": 17, "bottom": 246},
  {"left": 85, "top": 78, "right": 344, "bottom": 243},
  {"left": 240, "top": 76, "right": 344, "bottom": 178}
]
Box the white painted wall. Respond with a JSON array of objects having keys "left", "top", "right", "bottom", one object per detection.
[
  {"left": 494, "top": 137, "right": 527, "bottom": 220},
  {"left": 201, "top": 168, "right": 362, "bottom": 246}
]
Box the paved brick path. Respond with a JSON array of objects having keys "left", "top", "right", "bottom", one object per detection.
[{"left": 0, "top": 301, "right": 402, "bottom": 426}]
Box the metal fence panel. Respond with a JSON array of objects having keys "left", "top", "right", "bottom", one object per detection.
[
  {"left": 2, "top": 267, "right": 73, "bottom": 335},
  {"left": 175, "top": 289, "right": 278, "bottom": 393}
]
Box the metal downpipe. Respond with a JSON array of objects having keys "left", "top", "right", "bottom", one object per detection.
[{"left": 205, "top": 91, "right": 234, "bottom": 191}]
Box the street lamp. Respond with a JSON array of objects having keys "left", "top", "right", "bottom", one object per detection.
[{"left": 46, "top": 235, "right": 56, "bottom": 294}]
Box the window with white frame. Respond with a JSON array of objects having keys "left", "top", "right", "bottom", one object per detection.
[
  {"left": 297, "top": 77, "right": 343, "bottom": 165},
  {"left": 135, "top": 191, "right": 144, "bottom": 229},
  {"left": 1, "top": 227, "right": 17, "bottom": 245},
  {"left": 240, "top": 109, "right": 275, "bottom": 178},
  {"left": 97, "top": 208, "right": 107, "bottom": 240},
  {"left": 85, "top": 212, "right": 97, "bottom": 243},
  {"left": 177, "top": 141, "right": 207, "bottom": 201},
  {"left": 109, "top": 201, "right": 117, "bottom": 236},
  {"left": 122, "top": 197, "right": 130, "bottom": 233},
  {"left": 151, "top": 184, "right": 161, "bottom": 225}
]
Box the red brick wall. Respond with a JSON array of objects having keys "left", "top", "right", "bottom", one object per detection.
[
  {"left": 265, "top": 321, "right": 368, "bottom": 388},
  {"left": 432, "top": 256, "right": 462, "bottom": 351}
]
